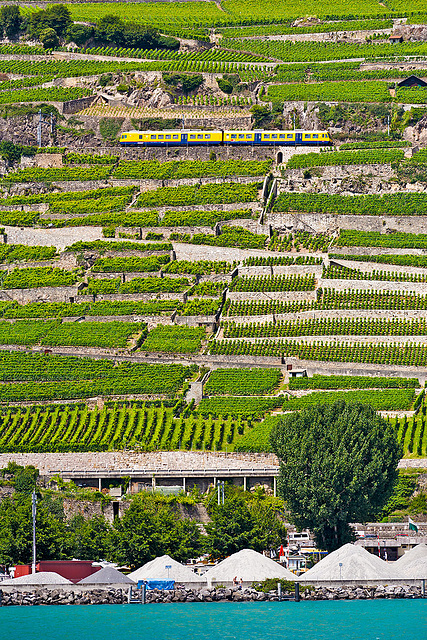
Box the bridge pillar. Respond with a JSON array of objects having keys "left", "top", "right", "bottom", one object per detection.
[
  {"left": 243, "top": 477, "right": 247, "bottom": 491},
  {"left": 273, "top": 477, "right": 277, "bottom": 497},
  {"left": 183, "top": 477, "right": 186, "bottom": 493},
  {"left": 152, "top": 475, "right": 156, "bottom": 491},
  {"left": 98, "top": 478, "right": 102, "bottom": 491}
]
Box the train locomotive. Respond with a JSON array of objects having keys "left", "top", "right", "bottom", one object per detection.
[{"left": 119, "top": 129, "right": 331, "bottom": 147}]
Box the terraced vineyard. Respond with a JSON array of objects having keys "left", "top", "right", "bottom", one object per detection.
[{"left": 1, "top": 0, "right": 427, "bottom": 462}]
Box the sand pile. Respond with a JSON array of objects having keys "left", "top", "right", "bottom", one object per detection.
[
  {"left": 79, "top": 566, "right": 135, "bottom": 585},
  {"left": 396, "top": 544, "right": 427, "bottom": 579},
  {"left": 1, "top": 572, "right": 72, "bottom": 585},
  {"left": 300, "top": 544, "right": 404, "bottom": 582},
  {"left": 204, "top": 549, "right": 295, "bottom": 585},
  {"left": 128, "top": 555, "right": 204, "bottom": 584}
]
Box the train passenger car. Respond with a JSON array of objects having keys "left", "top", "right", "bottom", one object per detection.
[
  {"left": 223, "top": 130, "right": 331, "bottom": 145},
  {"left": 119, "top": 130, "right": 223, "bottom": 146}
]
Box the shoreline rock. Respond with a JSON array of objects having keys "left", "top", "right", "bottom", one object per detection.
[{"left": 0, "top": 584, "right": 423, "bottom": 606}]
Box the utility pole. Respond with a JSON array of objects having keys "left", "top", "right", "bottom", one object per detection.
[{"left": 31, "top": 490, "right": 37, "bottom": 574}]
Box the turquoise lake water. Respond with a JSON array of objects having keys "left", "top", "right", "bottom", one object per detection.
[{"left": 0, "top": 600, "right": 426, "bottom": 640}]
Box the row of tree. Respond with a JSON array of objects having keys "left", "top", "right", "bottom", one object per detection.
[
  {"left": 0, "top": 4, "right": 179, "bottom": 50},
  {"left": 0, "top": 472, "right": 286, "bottom": 569}
]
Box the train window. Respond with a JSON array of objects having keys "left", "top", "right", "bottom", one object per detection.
[
  {"left": 197, "top": 134, "right": 203, "bottom": 139},
  {"left": 264, "top": 134, "right": 270, "bottom": 139},
  {"left": 190, "top": 135, "right": 196, "bottom": 139},
  {"left": 158, "top": 135, "right": 164, "bottom": 140},
  {"left": 272, "top": 134, "right": 277, "bottom": 139},
  {"left": 287, "top": 134, "right": 293, "bottom": 138},
  {"left": 165, "top": 135, "right": 171, "bottom": 140},
  {"left": 173, "top": 135, "right": 179, "bottom": 139},
  {"left": 231, "top": 134, "right": 237, "bottom": 139},
  {"left": 139, "top": 135, "right": 143, "bottom": 139},
  {"left": 150, "top": 135, "right": 156, "bottom": 139},
  {"left": 246, "top": 134, "right": 252, "bottom": 139},
  {"left": 238, "top": 134, "right": 244, "bottom": 139},
  {"left": 313, "top": 134, "right": 318, "bottom": 139},
  {"left": 205, "top": 134, "right": 211, "bottom": 139},
  {"left": 279, "top": 134, "right": 286, "bottom": 139}
]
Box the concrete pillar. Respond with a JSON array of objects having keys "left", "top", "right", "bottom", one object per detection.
[
  {"left": 183, "top": 477, "right": 186, "bottom": 493},
  {"left": 152, "top": 476, "right": 156, "bottom": 492},
  {"left": 98, "top": 478, "right": 102, "bottom": 491},
  {"left": 213, "top": 477, "right": 216, "bottom": 487},
  {"left": 273, "top": 477, "right": 277, "bottom": 497},
  {"left": 243, "top": 477, "right": 247, "bottom": 491}
]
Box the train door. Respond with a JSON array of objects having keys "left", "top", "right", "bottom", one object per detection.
[
  {"left": 295, "top": 132, "right": 303, "bottom": 145},
  {"left": 254, "top": 132, "right": 262, "bottom": 145},
  {"left": 181, "top": 133, "right": 188, "bottom": 145}
]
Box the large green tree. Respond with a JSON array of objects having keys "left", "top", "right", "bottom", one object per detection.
[
  {"left": 110, "top": 493, "right": 201, "bottom": 569},
  {"left": 29, "top": 4, "right": 71, "bottom": 39},
  {"left": 0, "top": 494, "right": 67, "bottom": 565},
  {"left": 67, "top": 514, "right": 112, "bottom": 561},
  {"left": 270, "top": 401, "right": 402, "bottom": 552},
  {"left": 0, "top": 5, "right": 21, "bottom": 39},
  {"left": 204, "top": 487, "right": 286, "bottom": 559}
]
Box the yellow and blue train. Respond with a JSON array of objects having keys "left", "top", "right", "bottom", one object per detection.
[{"left": 119, "top": 129, "right": 331, "bottom": 147}]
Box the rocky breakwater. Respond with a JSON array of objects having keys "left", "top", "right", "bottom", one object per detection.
[
  {"left": 0, "top": 584, "right": 423, "bottom": 606},
  {"left": 302, "top": 584, "right": 423, "bottom": 600},
  {"left": 146, "top": 584, "right": 424, "bottom": 603},
  {"left": 0, "top": 587, "right": 129, "bottom": 606}
]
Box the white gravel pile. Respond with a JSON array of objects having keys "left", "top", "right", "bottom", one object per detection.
[
  {"left": 396, "top": 543, "right": 427, "bottom": 569},
  {"left": 1, "top": 572, "right": 72, "bottom": 585},
  {"left": 128, "top": 555, "right": 204, "bottom": 584},
  {"left": 300, "top": 544, "right": 404, "bottom": 582},
  {"left": 204, "top": 549, "right": 295, "bottom": 585},
  {"left": 396, "top": 544, "right": 427, "bottom": 578},
  {"left": 79, "top": 567, "right": 135, "bottom": 585}
]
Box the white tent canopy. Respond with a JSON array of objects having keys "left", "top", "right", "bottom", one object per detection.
[
  {"left": 128, "top": 554, "right": 204, "bottom": 584},
  {"left": 300, "top": 544, "right": 404, "bottom": 582},
  {"left": 1, "top": 572, "right": 72, "bottom": 585},
  {"left": 204, "top": 548, "right": 295, "bottom": 585}
]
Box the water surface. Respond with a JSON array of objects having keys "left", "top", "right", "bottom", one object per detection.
[{"left": 1, "top": 600, "right": 425, "bottom": 640}]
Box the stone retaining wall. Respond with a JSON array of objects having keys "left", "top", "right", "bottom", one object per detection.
[
  {"left": 226, "top": 309, "right": 427, "bottom": 324},
  {"left": 226, "top": 291, "right": 316, "bottom": 302},
  {"left": 319, "top": 278, "right": 427, "bottom": 294},
  {"left": 330, "top": 257, "right": 427, "bottom": 277},
  {"left": 268, "top": 212, "right": 427, "bottom": 237},
  {"left": 0, "top": 285, "right": 77, "bottom": 304}
]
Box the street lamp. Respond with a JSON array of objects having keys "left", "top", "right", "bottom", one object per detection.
[{"left": 31, "top": 491, "right": 37, "bottom": 574}]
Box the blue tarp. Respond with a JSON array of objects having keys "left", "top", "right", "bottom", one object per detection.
[{"left": 137, "top": 580, "right": 175, "bottom": 591}]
